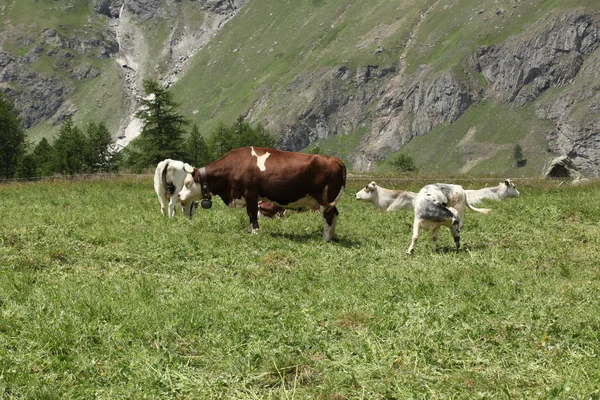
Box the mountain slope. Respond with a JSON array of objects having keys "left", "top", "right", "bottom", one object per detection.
[{"left": 1, "top": 0, "right": 599, "bottom": 176}]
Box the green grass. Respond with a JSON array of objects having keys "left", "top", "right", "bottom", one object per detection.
[{"left": 1, "top": 176, "right": 599, "bottom": 398}]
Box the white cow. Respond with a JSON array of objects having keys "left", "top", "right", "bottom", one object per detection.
[
  {"left": 154, "top": 159, "right": 199, "bottom": 218},
  {"left": 466, "top": 179, "right": 520, "bottom": 205},
  {"left": 355, "top": 181, "right": 417, "bottom": 211},
  {"left": 406, "top": 183, "right": 491, "bottom": 255}
]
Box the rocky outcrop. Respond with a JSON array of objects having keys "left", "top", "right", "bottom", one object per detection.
[
  {"left": 0, "top": 20, "right": 118, "bottom": 128},
  {"left": 0, "top": 0, "right": 246, "bottom": 138},
  {"left": 277, "top": 65, "right": 390, "bottom": 151},
  {"left": 473, "top": 11, "right": 599, "bottom": 105},
  {"left": 467, "top": 10, "right": 599, "bottom": 176},
  {"left": 111, "top": 0, "right": 247, "bottom": 147},
  {"left": 352, "top": 69, "right": 478, "bottom": 170},
  {"left": 545, "top": 155, "right": 579, "bottom": 178},
  {"left": 350, "top": 9, "right": 600, "bottom": 174}
]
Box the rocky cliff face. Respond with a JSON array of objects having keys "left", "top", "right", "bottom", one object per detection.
[
  {"left": 277, "top": 65, "right": 396, "bottom": 151},
  {"left": 0, "top": 0, "right": 244, "bottom": 135},
  {"left": 101, "top": 0, "right": 247, "bottom": 146},
  {"left": 0, "top": 26, "right": 117, "bottom": 128},
  {"left": 2, "top": 2, "right": 599, "bottom": 176},
  {"left": 350, "top": 9, "right": 600, "bottom": 175}
]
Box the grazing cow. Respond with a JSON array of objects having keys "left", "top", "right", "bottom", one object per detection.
[
  {"left": 178, "top": 147, "right": 346, "bottom": 241},
  {"left": 466, "top": 179, "right": 520, "bottom": 205},
  {"left": 154, "top": 159, "right": 199, "bottom": 218},
  {"left": 355, "top": 181, "right": 417, "bottom": 211},
  {"left": 406, "top": 183, "right": 491, "bottom": 255}
]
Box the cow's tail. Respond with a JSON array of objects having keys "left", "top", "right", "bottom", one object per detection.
[
  {"left": 336, "top": 157, "right": 347, "bottom": 185},
  {"left": 161, "top": 161, "right": 176, "bottom": 198},
  {"left": 322, "top": 158, "right": 347, "bottom": 211},
  {"left": 466, "top": 197, "right": 491, "bottom": 215}
]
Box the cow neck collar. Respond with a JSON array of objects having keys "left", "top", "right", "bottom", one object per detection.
[{"left": 199, "top": 167, "right": 211, "bottom": 201}]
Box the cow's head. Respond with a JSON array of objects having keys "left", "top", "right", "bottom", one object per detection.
[
  {"left": 502, "top": 179, "right": 520, "bottom": 198},
  {"left": 178, "top": 165, "right": 204, "bottom": 204},
  {"left": 356, "top": 181, "right": 378, "bottom": 201}
]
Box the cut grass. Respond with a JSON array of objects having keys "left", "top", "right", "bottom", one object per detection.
[{"left": 1, "top": 175, "right": 599, "bottom": 398}]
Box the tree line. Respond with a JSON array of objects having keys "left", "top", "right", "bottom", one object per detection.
[{"left": 0, "top": 79, "right": 276, "bottom": 180}]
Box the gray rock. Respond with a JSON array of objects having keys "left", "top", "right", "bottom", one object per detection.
[{"left": 544, "top": 155, "right": 582, "bottom": 179}]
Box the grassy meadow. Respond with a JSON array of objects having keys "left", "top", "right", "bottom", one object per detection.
[{"left": 1, "top": 175, "right": 599, "bottom": 398}]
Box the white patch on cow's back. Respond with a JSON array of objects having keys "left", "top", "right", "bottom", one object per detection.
[{"left": 250, "top": 146, "right": 270, "bottom": 171}]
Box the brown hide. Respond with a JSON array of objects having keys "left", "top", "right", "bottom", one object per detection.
[{"left": 183, "top": 147, "right": 346, "bottom": 239}]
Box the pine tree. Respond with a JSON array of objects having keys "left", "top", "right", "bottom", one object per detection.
[
  {"left": 131, "top": 79, "right": 188, "bottom": 168},
  {"left": 0, "top": 92, "right": 26, "bottom": 179},
  {"left": 33, "top": 138, "right": 54, "bottom": 177},
  {"left": 210, "top": 120, "right": 235, "bottom": 159},
  {"left": 84, "top": 121, "right": 118, "bottom": 172},
  {"left": 514, "top": 144, "right": 526, "bottom": 167},
  {"left": 14, "top": 152, "right": 38, "bottom": 180},
  {"left": 390, "top": 153, "right": 417, "bottom": 172},
  {"left": 186, "top": 124, "right": 210, "bottom": 166},
  {"left": 209, "top": 116, "right": 277, "bottom": 160},
  {"left": 52, "top": 117, "right": 86, "bottom": 175},
  {"left": 252, "top": 121, "right": 276, "bottom": 148}
]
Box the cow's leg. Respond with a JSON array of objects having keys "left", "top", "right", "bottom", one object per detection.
[
  {"left": 406, "top": 218, "right": 420, "bottom": 255},
  {"left": 451, "top": 220, "right": 461, "bottom": 252},
  {"left": 321, "top": 206, "right": 339, "bottom": 242},
  {"left": 157, "top": 193, "right": 168, "bottom": 216},
  {"left": 159, "top": 200, "right": 167, "bottom": 217},
  {"left": 181, "top": 201, "right": 196, "bottom": 219},
  {"left": 431, "top": 226, "right": 441, "bottom": 253},
  {"left": 246, "top": 200, "right": 260, "bottom": 234},
  {"left": 168, "top": 196, "right": 178, "bottom": 218}
]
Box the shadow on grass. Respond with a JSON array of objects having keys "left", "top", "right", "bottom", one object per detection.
[{"left": 268, "top": 231, "right": 362, "bottom": 248}]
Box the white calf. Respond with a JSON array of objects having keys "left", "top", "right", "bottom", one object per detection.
[
  {"left": 407, "top": 183, "right": 491, "bottom": 255},
  {"left": 154, "top": 159, "right": 198, "bottom": 218},
  {"left": 355, "top": 181, "right": 417, "bottom": 211},
  {"left": 466, "top": 179, "right": 520, "bottom": 205}
]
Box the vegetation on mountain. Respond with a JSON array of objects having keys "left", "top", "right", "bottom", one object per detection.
[
  {"left": 0, "top": 0, "right": 599, "bottom": 177},
  {"left": 0, "top": 92, "right": 25, "bottom": 179}
]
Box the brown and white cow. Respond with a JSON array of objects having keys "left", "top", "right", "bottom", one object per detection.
[
  {"left": 406, "top": 183, "right": 491, "bottom": 255},
  {"left": 178, "top": 147, "right": 346, "bottom": 241}
]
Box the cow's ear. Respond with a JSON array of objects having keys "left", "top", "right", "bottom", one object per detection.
[
  {"left": 504, "top": 179, "right": 511, "bottom": 186},
  {"left": 192, "top": 168, "right": 201, "bottom": 183},
  {"left": 184, "top": 163, "right": 194, "bottom": 174}
]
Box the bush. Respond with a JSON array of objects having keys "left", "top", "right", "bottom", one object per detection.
[{"left": 390, "top": 153, "right": 417, "bottom": 172}]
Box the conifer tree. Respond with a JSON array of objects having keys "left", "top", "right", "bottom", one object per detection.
[
  {"left": 129, "top": 79, "right": 188, "bottom": 168},
  {"left": 0, "top": 92, "right": 26, "bottom": 179},
  {"left": 84, "top": 121, "right": 118, "bottom": 172},
  {"left": 210, "top": 120, "right": 235, "bottom": 159},
  {"left": 52, "top": 117, "right": 86, "bottom": 174},
  {"left": 186, "top": 124, "right": 210, "bottom": 166},
  {"left": 33, "top": 138, "right": 54, "bottom": 177}
]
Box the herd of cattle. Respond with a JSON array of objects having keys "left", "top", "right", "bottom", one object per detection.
[{"left": 154, "top": 147, "right": 520, "bottom": 254}]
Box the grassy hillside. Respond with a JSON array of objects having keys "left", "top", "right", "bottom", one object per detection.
[
  {"left": 174, "top": 0, "right": 415, "bottom": 133},
  {"left": 1, "top": 176, "right": 599, "bottom": 397},
  {"left": 376, "top": 100, "right": 556, "bottom": 176},
  {"left": 170, "top": 0, "right": 599, "bottom": 175},
  {"left": 5, "top": 0, "right": 599, "bottom": 175}
]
